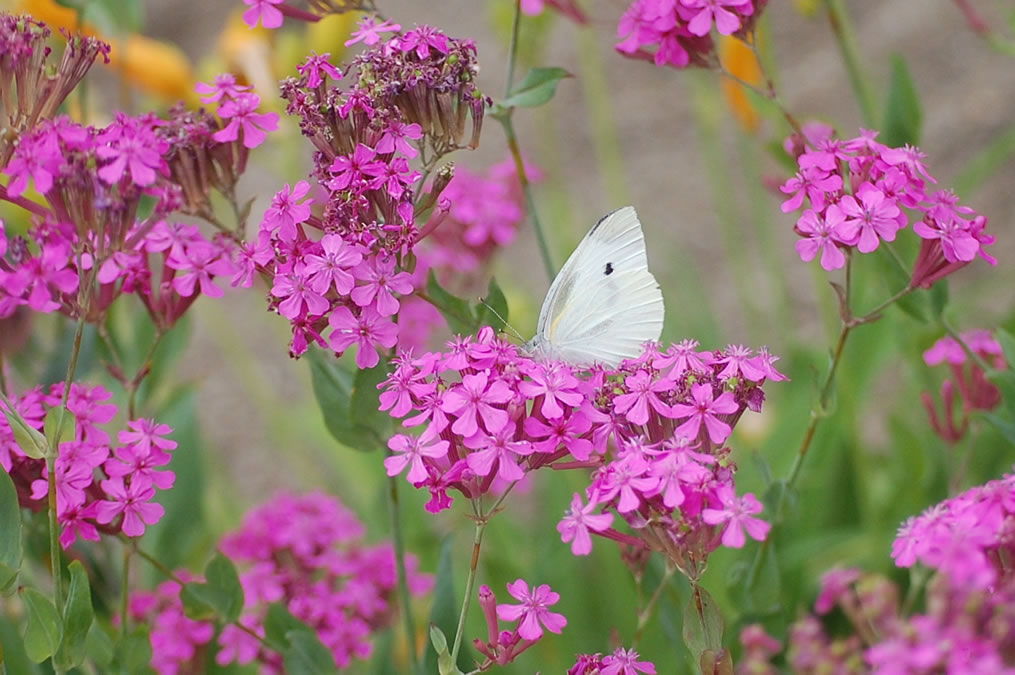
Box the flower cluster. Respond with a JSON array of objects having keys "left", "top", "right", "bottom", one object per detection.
[
  {"left": 780, "top": 125, "right": 996, "bottom": 285},
  {"left": 253, "top": 24, "right": 489, "bottom": 357},
  {"left": 568, "top": 648, "right": 657, "bottom": 675},
  {"left": 381, "top": 328, "right": 782, "bottom": 573},
  {"left": 742, "top": 467, "right": 1015, "bottom": 673},
  {"left": 921, "top": 330, "right": 1005, "bottom": 443},
  {"left": 127, "top": 573, "right": 214, "bottom": 675},
  {"left": 616, "top": 0, "right": 767, "bottom": 68},
  {"left": 473, "top": 580, "right": 567, "bottom": 668},
  {"left": 0, "top": 76, "right": 277, "bottom": 327},
  {"left": 0, "top": 12, "right": 110, "bottom": 168},
  {"left": 1, "top": 383, "right": 177, "bottom": 547},
  {"left": 130, "top": 492, "right": 433, "bottom": 673}
]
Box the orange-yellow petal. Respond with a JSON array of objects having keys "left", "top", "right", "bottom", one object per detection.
[
  {"left": 718, "top": 35, "right": 763, "bottom": 133},
  {"left": 110, "top": 34, "right": 195, "bottom": 102}
]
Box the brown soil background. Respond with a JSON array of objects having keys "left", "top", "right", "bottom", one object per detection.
[{"left": 141, "top": 1, "right": 1015, "bottom": 503}]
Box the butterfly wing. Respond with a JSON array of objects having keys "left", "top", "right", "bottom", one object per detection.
[{"left": 529, "top": 206, "right": 664, "bottom": 367}]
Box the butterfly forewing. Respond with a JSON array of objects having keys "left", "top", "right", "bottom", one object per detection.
[{"left": 533, "top": 206, "right": 664, "bottom": 367}]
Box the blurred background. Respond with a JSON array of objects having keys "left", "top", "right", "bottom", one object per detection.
[{"left": 3, "top": 0, "right": 1014, "bottom": 671}]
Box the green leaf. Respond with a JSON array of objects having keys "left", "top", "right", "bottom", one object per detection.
[
  {"left": 429, "top": 626, "right": 460, "bottom": 675},
  {"left": 283, "top": 630, "right": 339, "bottom": 675},
  {"left": 181, "top": 553, "right": 244, "bottom": 623},
  {"left": 473, "top": 277, "right": 509, "bottom": 334},
  {"left": 264, "top": 602, "right": 310, "bottom": 651},
  {"left": 84, "top": 623, "right": 114, "bottom": 669},
  {"left": 307, "top": 349, "right": 390, "bottom": 451},
  {"left": 426, "top": 271, "right": 477, "bottom": 336},
  {"left": 995, "top": 329, "right": 1015, "bottom": 372},
  {"left": 501, "top": 67, "right": 572, "bottom": 108},
  {"left": 681, "top": 585, "right": 723, "bottom": 662},
  {"left": 0, "top": 468, "right": 22, "bottom": 593},
  {"left": 22, "top": 587, "right": 63, "bottom": 663},
  {"left": 424, "top": 537, "right": 469, "bottom": 674},
  {"left": 113, "top": 627, "right": 153, "bottom": 673},
  {"left": 881, "top": 54, "right": 922, "bottom": 147},
  {"left": 43, "top": 405, "right": 76, "bottom": 449},
  {"left": 981, "top": 411, "right": 1015, "bottom": 445},
  {"left": 2, "top": 404, "right": 48, "bottom": 459},
  {"left": 58, "top": 561, "right": 94, "bottom": 668}
]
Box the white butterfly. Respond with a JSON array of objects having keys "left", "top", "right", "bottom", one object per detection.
[{"left": 523, "top": 206, "right": 664, "bottom": 368}]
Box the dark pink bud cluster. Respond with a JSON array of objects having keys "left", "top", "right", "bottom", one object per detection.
[
  {"left": 473, "top": 580, "right": 567, "bottom": 667},
  {"left": 380, "top": 328, "right": 783, "bottom": 571},
  {"left": 568, "top": 648, "right": 657, "bottom": 675},
  {"left": 130, "top": 492, "right": 433, "bottom": 673},
  {"left": 921, "top": 330, "right": 1005, "bottom": 444},
  {"left": 780, "top": 125, "right": 996, "bottom": 284},
  {"left": 616, "top": 0, "right": 766, "bottom": 68},
  {"left": 0, "top": 383, "right": 177, "bottom": 547},
  {"left": 252, "top": 25, "right": 490, "bottom": 357},
  {"left": 0, "top": 13, "right": 110, "bottom": 168}
]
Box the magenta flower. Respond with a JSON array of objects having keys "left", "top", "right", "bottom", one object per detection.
[
  {"left": 464, "top": 422, "right": 533, "bottom": 483},
  {"left": 263, "top": 181, "right": 312, "bottom": 242},
  {"left": 653, "top": 338, "right": 714, "bottom": 375},
  {"left": 96, "top": 114, "right": 167, "bottom": 186},
  {"left": 814, "top": 567, "right": 861, "bottom": 614},
  {"left": 681, "top": 0, "right": 747, "bottom": 36},
  {"left": 344, "top": 16, "right": 402, "bottom": 47},
  {"left": 363, "top": 156, "right": 420, "bottom": 199},
  {"left": 400, "top": 25, "right": 449, "bottom": 59},
  {"left": 835, "top": 185, "right": 902, "bottom": 253},
  {"left": 271, "top": 269, "right": 329, "bottom": 320},
  {"left": 702, "top": 486, "right": 769, "bottom": 548},
  {"left": 524, "top": 411, "right": 593, "bottom": 460},
  {"left": 167, "top": 242, "right": 235, "bottom": 298},
  {"left": 557, "top": 493, "right": 613, "bottom": 556},
  {"left": 601, "top": 647, "right": 657, "bottom": 675},
  {"left": 376, "top": 120, "right": 423, "bottom": 158},
  {"left": 613, "top": 370, "right": 673, "bottom": 426},
  {"left": 296, "top": 52, "right": 341, "bottom": 88},
  {"left": 496, "top": 579, "right": 567, "bottom": 641},
  {"left": 195, "top": 73, "right": 250, "bottom": 104},
  {"left": 213, "top": 93, "right": 279, "bottom": 148},
  {"left": 913, "top": 213, "right": 979, "bottom": 263},
  {"left": 4, "top": 128, "right": 61, "bottom": 196},
  {"left": 385, "top": 433, "right": 449, "bottom": 484},
  {"left": 4, "top": 243, "right": 78, "bottom": 312},
  {"left": 518, "top": 363, "right": 584, "bottom": 419},
  {"left": 794, "top": 207, "right": 849, "bottom": 271},
  {"left": 304, "top": 234, "right": 363, "bottom": 296},
  {"left": 328, "top": 306, "right": 398, "bottom": 369},
  {"left": 670, "top": 382, "right": 737, "bottom": 444},
  {"left": 104, "top": 445, "right": 175, "bottom": 490},
  {"left": 329, "top": 144, "right": 384, "bottom": 191},
  {"left": 351, "top": 255, "right": 413, "bottom": 316},
  {"left": 58, "top": 503, "right": 100, "bottom": 549},
  {"left": 241, "top": 0, "right": 283, "bottom": 29},
  {"left": 95, "top": 477, "right": 165, "bottom": 537},
  {"left": 715, "top": 345, "right": 766, "bottom": 382},
  {"left": 441, "top": 371, "right": 512, "bottom": 436},
  {"left": 780, "top": 167, "right": 842, "bottom": 213}
]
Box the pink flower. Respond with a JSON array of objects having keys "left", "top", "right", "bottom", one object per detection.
[
  {"left": 524, "top": 411, "right": 593, "bottom": 460},
  {"left": 271, "top": 269, "right": 330, "bottom": 319},
  {"left": 913, "top": 213, "right": 979, "bottom": 263},
  {"left": 814, "top": 567, "right": 860, "bottom": 614},
  {"left": 794, "top": 207, "right": 849, "bottom": 271},
  {"left": 441, "top": 372, "right": 512, "bottom": 437},
  {"left": 400, "top": 25, "right": 449, "bottom": 59},
  {"left": 296, "top": 52, "right": 341, "bottom": 88},
  {"left": 385, "top": 433, "right": 449, "bottom": 484},
  {"left": 715, "top": 345, "right": 766, "bottom": 382},
  {"left": 557, "top": 493, "right": 613, "bottom": 555},
  {"left": 601, "top": 647, "right": 657, "bottom": 675},
  {"left": 363, "top": 156, "right": 420, "bottom": 199},
  {"left": 780, "top": 167, "right": 842, "bottom": 213},
  {"left": 681, "top": 0, "right": 746, "bottom": 36},
  {"left": 518, "top": 363, "right": 583, "bottom": 419},
  {"left": 195, "top": 73, "right": 250, "bottom": 104},
  {"left": 613, "top": 370, "right": 672, "bottom": 425},
  {"left": 351, "top": 255, "right": 413, "bottom": 316},
  {"left": 670, "top": 382, "right": 737, "bottom": 444},
  {"left": 304, "top": 234, "right": 363, "bottom": 296},
  {"left": 376, "top": 120, "right": 423, "bottom": 158},
  {"left": 95, "top": 114, "right": 167, "bottom": 187},
  {"left": 4, "top": 128, "right": 61, "bottom": 196},
  {"left": 241, "top": 0, "right": 283, "bottom": 29},
  {"left": 328, "top": 306, "right": 398, "bottom": 369},
  {"left": 344, "top": 16, "right": 402, "bottom": 47},
  {"left": 213, "top": 93, "right": 279, "bottom": 148},
  {"left": 464, "top": 422, "right": 532, "bottom": 482},
  {"left": 702, "top": 486, "right": 769, "bottom": 548},
  {"left": 329, "top": 144, "right": 384, "bottom": 191},
  {"left": 496, "top": 579, "right": 567, "bottom": 641},
  {"left": 835, "top": 185, "right": 902, "bottom": 253},
  {"left": 95, "top": 477, "right": 166, "bottom": 537},
  {"left": 118, "top": 418, "right": 177, "bottom": 458},
  {"left": 263, "top": 181, "right": 312, "bottom": 242},
  {"left": 167, "top": 242, "right": 235, "bottom": 298}
]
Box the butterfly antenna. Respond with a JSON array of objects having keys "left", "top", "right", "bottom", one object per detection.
[{"left": 478, "top": 298, "right": 524, "bottom": 342}]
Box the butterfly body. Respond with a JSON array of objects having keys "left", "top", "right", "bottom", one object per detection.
[{"left": 524, "top": 206, "right": 664, "bottom": 368}]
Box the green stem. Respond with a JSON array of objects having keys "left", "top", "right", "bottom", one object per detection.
[
  {"left": 824, "top": 0, "right": 877, "bottom": 126},
  {"left": 127, "top": 330, "right": 165, "bottom": 419},
  {"left": 632, "top": 565, "right": 675, "bottom": 649},
  {"left": 386, "top": 469, "right": 418, "bottom": 672},
  {"left": 450, "top": 500, "right": 487, "bottom": 663},
  {"left": 503, "top": 0, "right": 522, "bottom": 99},
  {"left": 499, "top": 116, "right": 555, "bottom": 280},
  {"left": 121, "top": 547, "right": 131, "bottom": 638}
]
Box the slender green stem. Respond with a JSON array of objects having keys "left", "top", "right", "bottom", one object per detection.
[
  {"left": 824, "top": 0, "right": 877, "bottom": 126},
  {"left": 504, "top": 0, "right": 522, "bottom": 99},
  {"left": 121, "top": 547, "right": 131, "bottom": 638},
  {"left": 45, "top": 456, "right": 63, "bottom": 614},
  {"left": 127, "top": 330, "right": 165, "bottom": 419},
  {"left": 940, "top": 316, "right": 993, "bottom": 374},
  {"left": 451, "top": 501, "right": 487, "bottom": 663},
  {"left": 386, "top": 469, "right": 418, "bottom": 672},
  {"left": 632, "top": 564, "right": 675, "bottom": 648}
]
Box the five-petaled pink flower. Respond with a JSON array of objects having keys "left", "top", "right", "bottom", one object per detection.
[
  {"left": 344, "top": 16, "right": 402, "bottom": 47},
  {"left": 795, "top": 207, "right": 849, "bottom": 271},
  {"left": 271, "top": 269, "right": 329, "bottom": 320},
  {"left": 263, "top": 181, "right": 313, "bottom": 242},
  {"left": 305, "top": 234, "right": 364, "bottom": 296},
  {"left": 681, "top": 0, "right": 749, "bottom": 36},
  {"left": 328, "top": 306, "right": 398, "bottom": 369},
  {"left": 670, "top": 382, "right": 738, "bottom": 444},
  {"left": 351, "top": 255, "right": 413, "bottom": 316},
  {"left": 835, "top": 185, "right": 902, "bottom": 253},
  {"left": 95, "top": 477, "right": 166, "bottom": 537},
  {"left": 557, "top": 493, "right": 613, "bottom": 556},
  {"left": 213, "top": 93, "right": 279, "bottom": 148},
  {"left": 702, "top": 485, "right": 770, "bottom": 548},
  {"left": 496, "top": 579, "right": 567, "bottom": 641},
  {"left": 241, "top": 0, "right": 284, "bottom": 29},
  {"left": 601, "top": 647, "right": 657, "bottom": 675},
  {"left": 385, "top": 432, "right": 449, "bottom": 484},
  {"left": 613, "top": 370, "right": 672, "bottom": 426},
  {"left": 441, "top": 371, "right": 512, "bottom": 437}
]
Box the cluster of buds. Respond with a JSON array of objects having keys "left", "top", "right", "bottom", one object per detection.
[
  {"left": 921, "top": 330, "right": 1005, "bottom": 443},
  {"left": 780, "top": 125, "right": 995, "bottom": 286},
  {"left": 1, "top": 382, "right": 177, "bottom": 547},
  {"left": 472, "top": 580, "right": 567, "bottom": 668},
  {"left": 129, "top": 492, "right": 433, "bottom": 673},
  {"left": 381, "top": 327, "right": 783, "bottom": 576},
  {"left": 616, "top": 0, "right": 767, "bottom": 68}
]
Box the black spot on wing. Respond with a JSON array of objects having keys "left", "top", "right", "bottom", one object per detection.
[{"left": 604, "top": 262, "right": 614, "bottom": 276}]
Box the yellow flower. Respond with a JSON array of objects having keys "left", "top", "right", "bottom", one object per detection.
[{"left": 718, "top": 34, "right": 763, "bottom": 133}]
